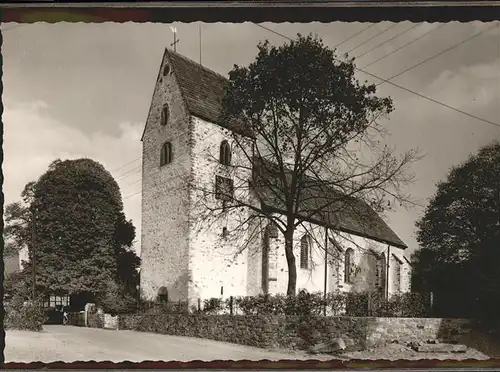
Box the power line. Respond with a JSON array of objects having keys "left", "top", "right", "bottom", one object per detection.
[
  {"left": 375, "top": 23, "right": 498, "bottom": 88},
  {"left": 124, "top": 190, "right": 141, "bottom": 200},
  {"left": 112, "top": 127, "right": 192, "bottom": 180},
  {"left": 333, "top": 23, "right": 377, "bottom": 49},
  {"left": 360, "top": 24, "right": 447, "bottom": 69},
  {"left": 345, "top": 23, "right": 399, "bottom": 55},
  {"left": 120, "top": 22, "right": 499, "bottom": 187},
  {"left": 253, "top": 23, "right": 500, "bottom": 130},
  {"left": 355, "top": 23, "right": 421, "bottom": 60},
  {"left": 111, "top": 156, "right": 141, "bottom": 173},
  {"left": 116, "top": 164, "right": 142, "bottom": 181},
  {"left": 363, "top": 68, "right": 500, "bottom": 129}
]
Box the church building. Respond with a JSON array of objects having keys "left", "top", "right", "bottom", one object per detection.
[{"left": 140, "top": 49, "right": 412, "bottom": 308}]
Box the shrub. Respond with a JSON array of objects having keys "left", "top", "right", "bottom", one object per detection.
[
  {"left": 233, "top": 294, "right": 283, "bottom": 315},
  {"left": 88, "top": 313, "right": 104, "bottom": 328},
  {"left": 202, "top": 298, "right": 225, "bottom": 314},
  {"left": 5, "top": 301, "right": 47, "bottom": 331},
  {"left": 98, "top": 281, "right": 138, "bottom": 315},
  {"left": 326, "top": 291, "right": 347, "bottom": 315},
  {"left": 232, "top": 292, "right": 330, "bottom": 316},
  {"left": 384, "top": 292, "right": 430, "bottom": 318}
]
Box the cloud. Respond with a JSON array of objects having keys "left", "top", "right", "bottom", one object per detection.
[
  {"left": 3, "top": 100, "right": 143, "bottom": 253},
  {"left": 380, "top": 56, "right": 500, "bottom": 254}
]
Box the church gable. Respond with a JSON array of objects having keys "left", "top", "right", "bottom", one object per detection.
[
  {"left": 141, "top": 49, "right": 252, "bottom": 139},
  {"left": 141, "top": 49, "right": 189, "bottom": 142}
]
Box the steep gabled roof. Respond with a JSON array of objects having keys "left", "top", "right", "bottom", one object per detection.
[
  {"left": 165, "top": 50, "right": 252, "bottom": 137},
  {"left": 252, "top": 158, "right": 408, "bottom": 250}
]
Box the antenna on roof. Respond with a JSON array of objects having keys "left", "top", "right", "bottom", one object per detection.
[
  {"left": 199, "top": 23, "right": 202, "bottom": 66},
  {"left": 170, "top": 26, "right": 180, "bottom": 52}
]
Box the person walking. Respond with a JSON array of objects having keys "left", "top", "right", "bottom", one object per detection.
[{"left": 62, "top": 306, "right": 69, "bottom": 325}]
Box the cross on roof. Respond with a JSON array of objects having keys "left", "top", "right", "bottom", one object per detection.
[{"left": 170, "top": 26, "right": 180, "bottom": 52}]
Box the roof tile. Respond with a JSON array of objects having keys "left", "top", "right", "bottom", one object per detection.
[{"left": 166, "top": 49, "right": 251, "bottom": 136}]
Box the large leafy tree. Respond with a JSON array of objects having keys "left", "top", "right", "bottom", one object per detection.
[
  {"left": 192, "top": 34, "right": 419, "bottom": 296},
  {"left": 5, "top": 158, "right": 139, "bottom": 303},
  {"left": 413, "top": 141, "right": 500, "bottom": 318}
]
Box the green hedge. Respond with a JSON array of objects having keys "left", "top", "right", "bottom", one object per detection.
[
  {"left": 133, "top": 291, "right": 430, "bottom": 318},
  {"left": 190, "top": 291, "right": 431, "bottom": 318}
]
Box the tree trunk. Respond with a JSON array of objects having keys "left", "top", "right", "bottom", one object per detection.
[{"left": 284, "top": 228, "right": 297, "bottom": 296}]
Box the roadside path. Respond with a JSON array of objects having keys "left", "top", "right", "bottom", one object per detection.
[{"left": 5, "top": 325, "right": 327, "bottom": 362}]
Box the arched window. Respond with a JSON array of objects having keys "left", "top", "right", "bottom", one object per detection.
[
  {"left": 393, "top": 257, "right": 402, "bottom": 294},
  {"left": 377, "top": 253, "right": 386, "bottom": 293},
  {"left": 344, "top": 248, "right": 355, "bottom": 284},
  {"left": 163, "top": 64, "right": 171, "bottom": 76},
  {"left": 157, "top": 286, "right": 169, "bottom": 303},
  {"left": 300, "top": 235, "right": 310, "bottom": 269},
  {"left": 267, "top": 221, "right": 278, "bottom": 239},
  {"left": 160, "top": 104, "right": 169, "bottom": 126},
  {"left": 219, "top": 140, "right": 232, "bottom": 166},
  {"left": 160, "top": 142, "right": 173, "bottom": 166}
]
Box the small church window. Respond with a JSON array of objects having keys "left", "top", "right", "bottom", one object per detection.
[
  {"left": 219, "top": 141, "right": 232, "bottom": 166},
  {"left": 163, "top": 64, "right": 171, "bottom": 76},
  {"left": 344, "top": 248, "right": 355, "bottom": 284},
  {"left": 161, "top": 104, "right": 169, "bottom": 126},
  {"left": 157, "top": 286, "right": 169, "bottom": 303},
  {"left": 393, "top": 255, "right": 402, "bottom": 294},
  {"left": 267, "top": 222, "right": 278, "bottom": 239},
  {"left": 222, "top": 227, "right": 229, "bottom": 238},
  {"left": 215, "top": 175, "right": 234, "bottom": 201},
  {"left": 160, "top": 142, "right": 173, "bottom": 166},
  {"left": 376, "top": 253, "right": 386, "bottom": 291},
  {"left": 300, "top": 235, "right": 310, "bottom": 270}
]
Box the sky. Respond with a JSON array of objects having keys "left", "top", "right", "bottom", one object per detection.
[{"left": 3, "top": 21, "right": 500, "bottom": 258}]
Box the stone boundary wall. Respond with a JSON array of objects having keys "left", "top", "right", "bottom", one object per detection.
[
  {"left": 69, "top": 311, "right": 105, "bottom": 329},
  {"left": 366, "top": 317, "right": 472, "bottom": 347},
  {"left": 113, "top": 314, "right": 472, "bottom": 351}
]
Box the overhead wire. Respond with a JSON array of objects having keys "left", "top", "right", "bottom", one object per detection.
[
  {"left": 114, "top": 23, "right": 399, "bottom": 180},
  {"left": 345, "top": 23, "right": 399, "bottom": 55},
  {"left": 115, "top": 22, "right": 500, "bottom": 193},
  {"left": 360, "top": 23, "right": 448, "bottom": 69},
  {"left": 253, "top": 23, "right": 500, "bottom": 130},
  {"left": 375, "top": 23, "right": 499, "bottom": 87},
  {"left": 333, "top": 23, "right": 377, "bottom": 49},
  {"left": 354, "top": 23, "right": 421, "bottom": 60}
]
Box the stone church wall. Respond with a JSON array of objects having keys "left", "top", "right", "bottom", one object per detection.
[
  {"left": 140, "top": 50, "right": 411, "bottom": 306},
  {"left": 188, "top": 116, "right": 254, "bottom": 306},
  {"left": 263, "top": 223, "right": 411, "bottom": 298},
  {"left": 140, "top": 53, "right": 193, "bottom": 302}
]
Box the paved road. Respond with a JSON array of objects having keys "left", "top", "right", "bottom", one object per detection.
[{"left": 6, "top": 325, "right": 325, "bottom": 362}]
